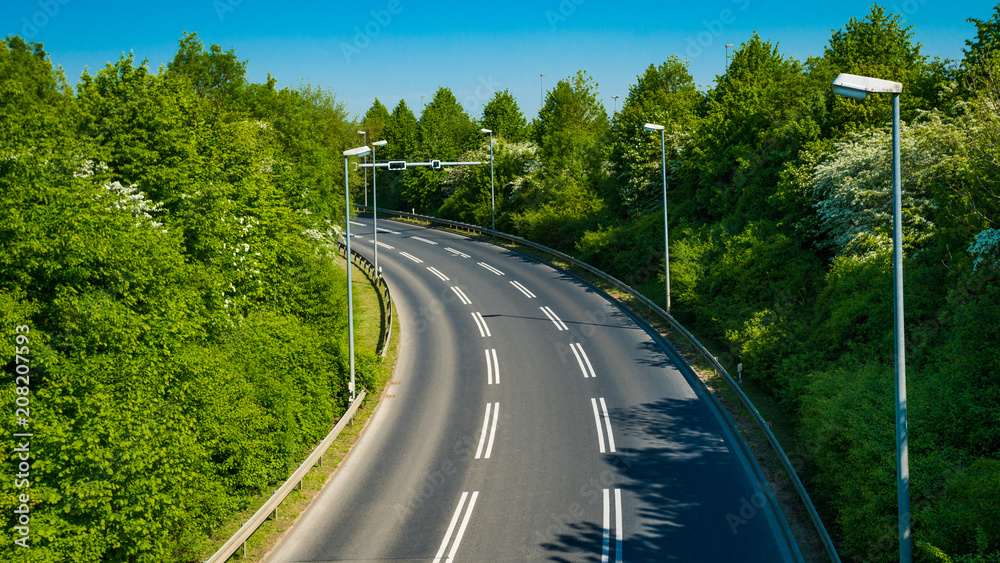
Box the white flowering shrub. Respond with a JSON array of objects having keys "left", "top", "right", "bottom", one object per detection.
[
  {"left": 98, "top": 179, "right": 165, "bottom": 228},
  {"left": 811, "top": 112, "right": 971, "bottom": 258}
]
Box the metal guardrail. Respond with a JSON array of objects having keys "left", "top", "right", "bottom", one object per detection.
[
  {"left": 358, "top": 205, "right": 840, "bottom": 563},
  {"left": 338, "top": 240, "right": 393, "bottom": 357},
  {"left": 204, "top": 389, "right": 367, "bottom": 563}
]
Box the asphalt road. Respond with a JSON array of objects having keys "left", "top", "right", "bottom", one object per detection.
[{"left": 265, "top": 216, "right": 802, "bottom": 562}]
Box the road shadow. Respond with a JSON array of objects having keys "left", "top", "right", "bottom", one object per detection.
[{"left": 535, "top": 397, "right": 789, "bottom": 562}]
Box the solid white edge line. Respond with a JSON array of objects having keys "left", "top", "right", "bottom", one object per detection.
[
  {"left": 491, "top": 348, "right": 499, "bottom": 385},
  {"left": 485, "top": 349, "right": 493, "bottom": 385},
  {"left": 591, "top": 398, "right": 606, "bottom": 454},
  {"left": 434, "top": 491, "right": 469, "bottom": 562},
  {"left": 615, "top": 488, "right": 623, "bottom": 563},
  {"left": 475, "top": 404, "right": 491, "bottom": 459},
  {"left": 447, "top": 490, "right": 479, "bottom": 561},
  {"left": 602, "top": 488, "right": 610, "bottom": 563},
  {"left": 579, "top": 344, "right": 597, "bottom": 378},
  {"left": 600, "top": 397, "right": 616, "bottom": 453},
  {"left": 472, "top": 312, "right": 486, "bottom": 338},
  {"left": 570, "top": 343, "right": 589, "bottom": 378}
]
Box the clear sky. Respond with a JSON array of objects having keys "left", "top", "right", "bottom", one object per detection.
[{"left": 4, "top": 0, "right": 997, "bottom": 120}]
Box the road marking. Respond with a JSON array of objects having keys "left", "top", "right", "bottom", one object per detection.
[
  {"left": 411, "top": 236, "right": 438, "bottom": 245},
  {"left": 485, "top": 349, "right": 499, "bottom": 385},
  {"left": 377, "top": 227, "right": 400, "bottom": 234},
  {"left": 434, "top": 491, "right": 479, "bottom": 563},
  {"left": 477, "top": 261, "right": 505, "bottom": 276},
  {"left": 601, "top": 488, "right": 623, "bottom": 563},
  {"left": 591, "top": 398, "right": 616, "bottom": 453},
  {"left": 445, "top": 247, "right": 471, "bottom": 258},
  {"left": 399, "top": 252, "right": 423, "bottom": 264},
  {"left": 475, "top": 402, "right": 500, "bottom": 459},
  {"left": 427, "top": 267, "right": 450, "bottom": 281},
  {"left": 510, "top": 280, "right": 536, "bottom": 298},
  {"left": 472, "top": 312, "right": 491, "bottom": 337},
  {"left": 375, "top": 241, "right": 395, "bottom": 249},
  {"left": 352, "top": 234, "right": 363, "bottom": 238},
  {"left": 540, "top": 306, "right": 568, "bottom": 331},
  {"left": 349, "top": 221, "right": 366, "bottom": 227},
  {"left": 452, "top": 286, "right": 472, "bottom": 305},
  {"left": 570, "top": 343, "right": 597, "bottom": 378}
]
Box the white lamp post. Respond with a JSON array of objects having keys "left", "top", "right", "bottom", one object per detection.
[
  {"left": 358, "top": 131, "right": 368, "bottom": 206},
  {"left": 831, "top": 72, "right": 909, "bottom": 563},
  {"left": 372, "top": 140, "right": 387, "bottom": 273},
  {"left": 481, "top": 128, "right": 495, "bottom": 231},
  {"left": 343, "top": 144, "right": 371, "bottom": 402},
  {"left": 643, "top": 122, "right": 670, "bottom": 313}
]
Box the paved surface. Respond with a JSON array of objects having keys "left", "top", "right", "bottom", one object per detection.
[{"left": 265, "top": 217, "right": 801, "bottom": 562}]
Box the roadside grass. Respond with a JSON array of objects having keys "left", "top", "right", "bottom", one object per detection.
[{"left": 196, "top": 254, "right": 399, "bottom": 562}]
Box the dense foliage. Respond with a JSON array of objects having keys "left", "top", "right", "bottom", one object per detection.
[
  {"left": 368, "top": 4, "right": 1000, "bottom": 562},
  {"left": 0, "top": 33, "right": 380, "bottom": 561}
]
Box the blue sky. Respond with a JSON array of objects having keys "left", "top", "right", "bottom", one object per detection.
[{"left": 4, "top": 0, "right": 997, "bottom": 120}]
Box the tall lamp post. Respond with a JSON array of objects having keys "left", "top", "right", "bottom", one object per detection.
[
  {"left": 480, "top": 128, "right": 495, "bottom": 231},
  {"left": 725, "top": 43, "right": 734, "bottom": 69},
  {"left": 611, "top": 95, "right": 619, "bottom": 114},
  {"left": 540, "top": 73, "right": 547, "bottom": 107},
  {"left": 343, "top": 144, "right": 371, "bottom": 402},
  {"left": 643, "top": 122, "right": 670, "bottom": 313},
  {"left": 371, "top": 140, "right": 387, "bottom": 273},
  {"left": 358, "top": 131, "right": 368, "bottom": 206},
  {"left": 832, "top": 72, "right": 909, "bottom": 563}
]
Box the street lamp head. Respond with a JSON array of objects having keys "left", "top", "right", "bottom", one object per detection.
[
  {"left": 831, "top": 73, "right": 903, "bottom": 100},
  {"left": 372, "top": 140, "right": 388, "bottom": 147},
  {"left": 643, "top": 123, "right": 665, "bottom": 132},
  {"left": 480, "top": 128, "right": 492, "bottom": 134},
  {"left": 344, "top": 145, "right": 371, "bottom": 157},
  {"left": 357, "top": 130, "right": 366, "bottom": 135}
]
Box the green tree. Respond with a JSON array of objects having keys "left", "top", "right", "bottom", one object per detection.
[
  {"left": 384, "top": 99, "right": 419, "bottom": 160},
  {"left": 166, "top": 31, "right": 246, "bottom": 102},
  {"left": 481, "top": 89, "right": 527, "bottom": 142},
  {"left": 824, "top": 5, "right": 926, "bottom": 130},
  {"left": 963, "top": 3, "right": 1000, "bottom": 71},
  {"left": 677, "top": 33, "right": 822, "bottom": 227},
  {"left": 361, "top": 98, "right": 390, "bottom": 145},
  {"left": 608, "top": 56, "right": 703, "bottom": 217}
]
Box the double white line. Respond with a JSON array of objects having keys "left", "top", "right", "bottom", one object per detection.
[
  {"left": 485, "top": 349, "right": 500, "bottom": 385},
  {"left": 475, "top": 402, "right": 500, "bottom": 459},
  {"left": 510, "top": 280, "right": 536, "bottom": 298},
  {"left": 591, "top": 398, "right": 616, "bottom": 453},
  {"left": 451, "top": 286, "right": 472, "bottom": 305},
  {"left": 477, "top": 261, "right": 505, "bottom": 276},
  {"left": 570, "top": 343, "right": 596, "bottom": 378},
  {"left": 399, "top": 251, "right": 423, "bottom": 264},
  {"left": 445, "top": 247, "right": 471, "bottom": 258},
  {"left": 540, "top": 306, "right": 568, "bottom": 331},
  {"left": 471, "top": 312, "right": 491, "bottom": 337},
  {"left": 411, "top": 236, "right": 438, "bottom": 245},
  {"left": 434, "top": 491, "right": 479, "bottom": 563},
  {"left": 602, "top": 488, "right": 623, "bottom": 563},
  {"left": 427, "top": 267, "right": 450, "bottom": 281}
]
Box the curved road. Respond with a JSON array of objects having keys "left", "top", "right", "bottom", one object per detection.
[{"left": 265, "top": 217, "right": 801, "bottom": 562}]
